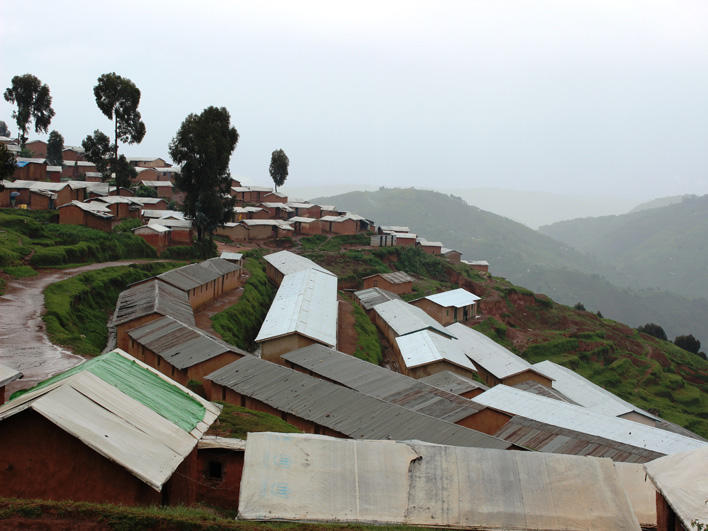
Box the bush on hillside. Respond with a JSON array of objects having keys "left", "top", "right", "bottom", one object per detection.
[
  {"left": 674, "top": 334, "right": 701, "bottom": 354},
  {"left": 637, "top": 323, "right": 667, "bottom": 341}
]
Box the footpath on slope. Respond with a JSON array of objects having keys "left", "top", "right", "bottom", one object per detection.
[{"left": 0, "top": 260, "right": 168, "bottom": 396}]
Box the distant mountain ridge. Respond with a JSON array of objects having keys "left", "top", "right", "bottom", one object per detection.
[
  {"left": 314, "top": 188, "right": 708, "bottom": 345},
  {"left": 629, "top": 194, "right": 698, "bottom": 213},
  {"left": 539, "top": 194, "right": 708, "bottom": 301}
]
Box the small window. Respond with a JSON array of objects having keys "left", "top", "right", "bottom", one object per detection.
[{"left": 207, "top": 461, "right": 223, "bottom": 480}]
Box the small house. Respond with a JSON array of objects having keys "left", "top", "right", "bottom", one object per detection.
[
  {"left": 289, "top": 216, "right": 322, "bottom": 235},
  {"left": 127, "top": 315, "right": 249, "bottom": 386},
  {"left": 127, "top": 156, "right": 170, "bottom": 168},
  {"left": 139, "top": 180, "right": 174, "bottom": 200},
  {"left": 287, "top": 202, "right": 321, "bottom": 218},
  {"left": 392, "top": 232, "right": 417, "bottom": 247},
  {"left": 57, "top": 201, "right": 114, "bottom": 232},
  {"left": 411, "top": 288, "right": 481, "bottom": 325},
  {"left": 255, "top": 268, "right": 338, "bottom": 363},
  {"left": 462, "top": 259, "right": 489, "bottom": 272},
  {"left": 441, "top": 247, "right": 462, "bottom": 263},
  {"left": 110, "top": 279, "right": 195, "bottom": 350},
  {"left": 362, "top": 271, "right": 414, "bottom": 294},
  {"left": 319, "top": 215, "right": 358, "bottom": 234},
  {"left": 416, "top": 238, "right": 442, "bottom": 255},
  {"left": 448, "top": 323, "right": 552, "bottom": 387},
  {"left": 0, "top": 349, "right": 220, "bottom": 506},
  {"left": 379, "top": 225, "right": 409, "bottom": 234},
  {"left": 153, "top": 258, "right": 241, "bottom": 309},
  {"left": 372, "top": 299, "right": 454, "bottom": 349},
  {"left": 196, "top": 436, "right": 245, "bottom": 511},
  {"left": 133, "top": 223, "right": 170, "bottom": 252},
  {"left": 262, "top": 191, "right": 288, "bottom": 203},
  {"left": 25, "top": 140, "right": 47, "bottom": 158},
  {"left": 263, "top": 250, "right": 334, "bottom": 285},
  {"left": 395, "top": 329, "right": 477, "bottom": 379}
]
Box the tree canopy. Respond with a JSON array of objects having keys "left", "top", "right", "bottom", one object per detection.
[
  {"left": 637, "top": 323, "right": 667, "bottom": 341},
  {"left": 0, "top": 121, "right": 10, "bottom": 137},
  {"left": 93, "top": 72, "right": 146, "bottom": 160},
  {"left": 169, "top": 106, "right": 238, "bottom": 241},
  {"left": 0, "top": 144, "right": 16, "bottom": 181},
  {"left": 82, "top": 129, "right": 136, "bottom": 189},
  {"left": 3, "top": 74, "right": 55, "bottom": 148},
  {"left": 46, "top": 130, "right": 64, "bottom": 166},
  {"left": 269, "top": 148, "right": 289, "bottom": 192},
  {"left": 674, "top": 334, "right": 701, "bottom": 355}
]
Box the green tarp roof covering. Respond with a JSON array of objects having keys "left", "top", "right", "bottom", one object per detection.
[{"left": 11, "top": 351, "right": 205, "bottom": 433}]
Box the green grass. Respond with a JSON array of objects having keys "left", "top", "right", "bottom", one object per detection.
[
  {"left": 207, "top": 402, "right": 301, "bottom": 439},
  {"left": 0, "top": 209, "right": 157, "bottom": 269},
  {"left": 299, "top": 233, "right": 369, "bottom": 252},
  {"left": 350, "top": 299, "right": 383, "bottom": 365},
  {"left": 2, "top": 265, "right": 37, "bottom": 278},
  {"left": 43, "top": 262, "right": 184, "bottom": 356},
  {"left": 211, "top": 257, "right": 276, "bottom": 351},
  {"left": 0, "top": 497, "right": 432, "bottom": 530}
]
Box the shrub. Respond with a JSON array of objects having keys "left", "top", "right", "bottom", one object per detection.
[
  {"left": 674, "top": 334, "right": 701, "bottom": 355},
  {"left": 637, "top": 323, "right": 667, "bottom": 341},
  {"left": 113, "top": 218, "right": 142, "bottom": 233}
]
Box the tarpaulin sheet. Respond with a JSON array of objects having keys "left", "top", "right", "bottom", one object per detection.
[
  {"left": 644, "top": 446, "right": 708, "bottom": 530},
  {"left": 614, "top": 462, "right": 656, "bottom": 528},
  {"left": 11, "top": 351, "right": 205, "bottom": 432},
  {"left": 238, "top": 432, "right": 641, "bottom": 530}
]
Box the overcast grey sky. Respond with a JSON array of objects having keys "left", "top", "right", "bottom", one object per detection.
[{"left": 2, "top": 1, "right": 707, "bottom": 199}]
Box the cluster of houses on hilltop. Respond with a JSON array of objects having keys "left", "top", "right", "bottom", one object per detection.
[{"left": 0, "top": 249, "right": 705, "bottom": 529}]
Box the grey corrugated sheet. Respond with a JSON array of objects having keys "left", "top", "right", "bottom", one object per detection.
[
  {"left": 353, "top": 287, "right": 401, "bottom": 310},
  {"left": 282, "top": 344, "right": 484, "bottom": 423},
  {"left": 157, "top": 261, "right": 223, "bottom": 291},
  {"left": 206, "top": 356, "right": 511, "bottom": 449},
  {"left": 495, "top": 416, "right": 662, "bottom": 463},
  {"left": 363, "top": 271, "right": 415, "bottom": 284},
  {"left": 374, "top": 299, "right": 454, "bottom": 338},
  {"left": 419, "top": 371, "right": 489, "bottom": 395},
  {"left": 111, "top": 280, "right": 195, "bottom": 327},
  {"left": 200, "top": 257, "right": 240, "bottom": 276},
  {"left": 0, "top": 364, "right": 22, "bottom": 388},
  {"left": 263, "top": 250, "right": 334, "bottom": 277},
  {"left": 512, "top": 380, "right": 576, "bottom": 403},
  {"left": 128, "top": 316, "right": 250, "bottom": 369}
]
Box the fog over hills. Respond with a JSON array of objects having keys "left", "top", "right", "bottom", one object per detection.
[{"left": 314, "top": 188, "right": 708, "bottom": 345}]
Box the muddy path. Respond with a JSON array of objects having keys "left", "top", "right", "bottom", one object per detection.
[{"left": 0, "top": 260, "right": 167, "bottom": 396}]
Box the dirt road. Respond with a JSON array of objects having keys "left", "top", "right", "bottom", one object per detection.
[{"left": 0, "top": 260, "right": 163, "bottom": 396}]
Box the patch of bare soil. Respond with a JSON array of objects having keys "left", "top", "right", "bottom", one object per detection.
[{"left": 337, "top": 298, "right": 358, "bottom": 355}]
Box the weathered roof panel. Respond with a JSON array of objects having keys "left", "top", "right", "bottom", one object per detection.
[
  {"left": 206, "top": 357, "right": 510, "bottom": 449},
  {"left": 396, "top": 330, "right": 477, "bottom": 372},
  {"left": 419, "top": 370, "right": 489, "bottom": 395},
  {"left": 110, "top": 280, "right": 195, "bottom": 327},
  {"left": 353, "top": 287, "right": 401, "bottom": 310},
  {"left": 263, "top": 250, "right": 334, "bottom": 277},
  {"left": 281, "top": 344, "right": 483, "bottom": 423},
  {"left": 374, "top": 299, "right": 453, "bottom": 338}
]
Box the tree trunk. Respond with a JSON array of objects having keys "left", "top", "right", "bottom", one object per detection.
[{"left": 114, "top": 118, "right": 119, "bottom": 166}]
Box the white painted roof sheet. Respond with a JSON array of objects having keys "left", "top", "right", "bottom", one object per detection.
[
  {"left": 141, "top": 209, "right": 184, "bottom": 219},
  {"left": 238, "top": 432, "right": 641, "bottom": 530},
  {"left": 425, "top": 288, "right": 480, "bottom": 308},
  {"left": 140, "top": 180, "right": 173, "bottom": 187},
  {"left": 392, "top": 232, "right": 416, "bottom": 239},
  {"left": 264, "top": 250, "right": 334, "bottom": 277},
  {"left": 255, "top": 268, "right": 338, "bottom": 346},
  {"left": 137, "top": 223, "right": 169, "bottom": 233},
  {"left": 288, "top": 216, "right": 318, "bottom": 223},
  {"left": 473, "top": 385, "right": 707, "bottom": 456},
  {"left": 644, "top": 446, "right": 708, "bottom": 530},
  {"left": 220, "top": 251, "right": 243, "bottom": 261},
  {"left": 0, "top": 363, "right": 22, "bottom": 387},
  {"left": 396, "top": 330, "right": 476, "bottom": 372},
  {"left": 381, "top": 225, "right": 409, "bottom": 232},
  {"left": 447, "top": 322, "right": 534, "bottom": 379},
  {"left": 533, "top": 360, "right": 660, "bottom": 421},
  {"left": 374, "top": 299, "right": 454, "bottom": 339}
]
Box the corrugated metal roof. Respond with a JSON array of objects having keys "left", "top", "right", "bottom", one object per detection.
[
  {"left": 132, "top": 197, "right": 168, "bottom": 205},
  {"left": 0, "top": 349, "right": 219, "bottom": 492},
  {"left": 58, "top": 200, "right": 113, "bottom": 218},
  {"left": 155, "top": 258, "right": 237, "bottom": 292},
  {"left": 353, "top": 287, "right": 401, "bottom": 310},
  {"left": 141, "top": 209, "right": 183, "bottom": 219},
  {"left": 288, "top": 216, "right": 318, "bottom": 223},
  {"left": 206, "top": 357, "right": 510, "bottom": 449},
  {"left": 396, "top": 330, "right": 477, "bottom": 372},
  {"left": 135, "top": 223, "right": 169, "bottom": 234},
  {"left": 447, "top": 322, "right": 540, "bottom": 380},
  {"left": 128, "top": 316, "right": 249, "bottom": 369},
  {"left": 263, "top": 250, "right": 334, "bottom": 277},
  {"left": 0, "top": 363, "right": 22, "bottom": 388},
  {"left": 220, "top": 251, "right": 243, "bottom": 261},
  {"left": 111, "top": 280, "right": 195, "bottom": 327},
  {"left": 419, "top": 370, "right": 489, "bottom": 395},
  {"left": 533, "top": 360, "right": 659, "bottom": 421},
  {"left": 149, "top": 218, "right": 192, "bottom": 229},
  {"left": 512, "top": 380, "right": 576, "bottom": 403},
  {"left": 392, "top": 232, "right": 416, "bottom": 239},
  {"left": 416, "top": 238, "right": 443, "bottom": 247},
  {"left": 261, "top": 202, "right": 293, "bottom": 211},
  {"left": 424, "top": 288, "right": 480, "bottom": 308},
  {"left": 644, "top": 447, "right": 708, "bottom": 530},
  {"left": 473, "top": 385, "right": 707, "bottom": 457},
  {"left": 381, "top": 225, "right": 409, "bottom": 232},
  {"left": 363, "top": 271, "right": 415, "bottom": 284},
  {"left": 255, "top": 268, "right": 338, "bottom": 346},
  {"left": 375, "top": 299, "right": 454, "bottom": 339},
  {"left": 140, "top": 180, "right": 173, "bottom": 187},
  {"left": 282, "top": 344, "right": 484, "bottom": 423},
  {"left": 238, "top": 432, "right": 641, "bottom": 529},
  {"left": 493, "top": 415, "right": 662, "bottom": 463}
]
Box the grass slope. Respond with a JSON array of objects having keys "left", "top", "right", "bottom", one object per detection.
[
  {"left": 43, "top": 262, "right": 184, "bottom": 355},
  {"left": 314, "top": 188, "right": 708, "bottom": 346},
  {"left": 207, "top": 402, "right": 301, "bottom": 439},
  {"left": 211, "top": 254, "right": 276, "bottom": 352},
  {"left": 540, "top": 195, "right": 708, "bottom": 300}
]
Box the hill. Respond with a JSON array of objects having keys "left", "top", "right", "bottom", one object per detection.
[
  {"left": 539, "top": 195, "right": 708, "bottom": 301},
  {"left": 314, "top": 188, "right": 708, "bottom": 344},
  {"left": 629, "top": 194, "right": 698, "bottom": 213}
]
